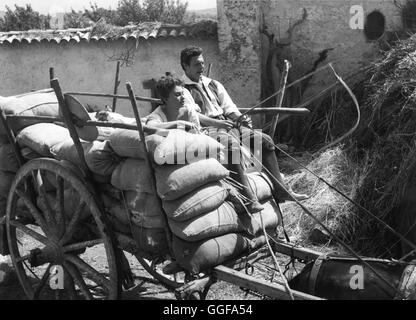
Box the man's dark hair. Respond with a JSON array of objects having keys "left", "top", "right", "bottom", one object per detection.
[
  {"left": 155, "top": 75, "right": 184, "bottom": 101},
  {"left": 180, "top": 46, "right": 203, "bottom": 70}
]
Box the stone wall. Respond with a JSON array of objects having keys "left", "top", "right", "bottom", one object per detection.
[
  {"left": 0, "top": 37, "right": 219, "bottom": 117},
  {"left": 217, "top": 0, "right": 261, "bottom": 111},
  {"left": 216, "top": 0, "right": 406, "bottom": 109},
  {"left": 259, "top": 0, "right": 405, "bottom": 101}
]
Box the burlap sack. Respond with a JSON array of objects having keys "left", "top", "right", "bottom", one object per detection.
[
  {"left": 162, "top": 181, "right": 229, "bottom": 221},
  {"left": 155, "top": 158, "right": 229, "bottom": 201},
  {"left": 0, "top": 144, "right": 19, "bottom": 172},
  {"left": 108, "top": 129, "right": 165, "bottom": 159},
  {"left": 36, "top": 188, "right": 91, "bottom": 221},
  {"left": 51, "top": 139, "right": 121, "bottom": 177},
  {"left": 84, "top": 140, "right": 121, "bottom": 176},
  {"left": 125, "top": 190, "right": 166, "bottom": 228},
  {"left": 20, "top": 147, "right": 42, "bottom": 160},
  {"left": 110, "top": 159, "right": 153, "bottom": 192},
  {"left": 169, "top": 202, "right": 237, "bottom": 241},
  {"left": 168, "top": 199, "right": 281, "bottom": 242},
  {"left": 0, "top": 89, "right": 59, "bottom": 134},
  {"left": 101, "top": 194, "right": 129, "bottom": 226},
  {"left": 172, "top": 233, "right": 254, "bottom": 274},
  {"left": 17, "top": 123, "right": 70, "bottom": 156},
  {"left": 0, "top": 170, "right": 14, "bottom": 200},
  {"left": 131, "top": 225, "right": 169, "bottom": 260},
  {"left": 247, "top": 172, "right": 274, "bottom": 202}
]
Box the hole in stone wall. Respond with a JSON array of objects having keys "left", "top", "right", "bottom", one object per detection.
[{"left": 364, "top": 11, "right": 386, "bottom": 40}]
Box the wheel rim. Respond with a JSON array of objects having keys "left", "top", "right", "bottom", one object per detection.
[
  {"left": 136, "top": 255, "right": 186, "bottom": 290},
  {"left": 6, "top": 158, "right": 120, "bottom": 300}
]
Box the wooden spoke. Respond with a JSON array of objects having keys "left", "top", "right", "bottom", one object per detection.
[
  {"left": 15, "top": 189, "right": 49, "bottom": 236},
  {"left": 63, "top": 268, "right": 78, "bottom": 300},
  {"left": 9, "top": 220, "right": 48, "bottom": 245},
  {"left": 36, "top": 170, "right": 56, "bottom": 229},
  {"left": 64, "top": 254, "right": 110, "bottom": 291},
  {"left": 8, "top": 158, "right": 120, "bottom": 300},
  {"left": 33, "top": 264, "right": 52, "bottom": 300},
  {"left": 63, "top": 239, "right": 103, "bottom": 253},
  {"left": 59, "top": 202, "right": 86, "bottom": 245},
  {"left": 63, "top": 261, "right": 93, "bottom": 300},
  {"left": 55, "top": 176, "right": 66, "bottom": 238}
]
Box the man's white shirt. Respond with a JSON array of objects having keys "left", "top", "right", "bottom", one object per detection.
[{"left": 181, "top": 74, "right": 240, "bottom": 118}]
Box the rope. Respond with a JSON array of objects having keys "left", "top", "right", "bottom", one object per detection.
[
  {"left": 237, "top": 62, "right": 374, "bottom": 124},
  {"left": 226, "top": 111, "right": 416, "bottom": 250},
  {"left": 248, "top": 150, "right": 405, "bottom": 298},
  {"left": 236, "top": 64, "right": 333, "bottom": 121},
  {"left": 260, "top": 213, "right": 295, "bottom": 300},
  {"left": 314, "top": 64, "right": 361, "bottom": 153},
  {"left": 272, "top": 142, "right": 416, "bottom": 254},
  {"left": 221, "top": 126, "right": 404, "bottom": 297}
]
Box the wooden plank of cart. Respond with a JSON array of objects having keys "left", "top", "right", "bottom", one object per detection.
[{"left": 0, "top": 77, "right": 320, "bottom": 300}]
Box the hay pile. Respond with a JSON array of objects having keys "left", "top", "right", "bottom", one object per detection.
[
  {"left": 280, "top": 147, "right": 360, "bottom": 251},
  {"left": 281, "top": 34, "right": 416, "bottom": 257},
  {"left": 350, "top": 34, "right": 416, "bottom": 256}
]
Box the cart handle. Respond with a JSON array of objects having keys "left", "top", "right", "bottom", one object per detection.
[
  {"left": 65, "top": 92, "right": 311, "bottom": 116},
  {"left": 66, "top": 92, "right": 163, "bottom": 105},
  {"left": 239, "top": 107, "right": 310, "bottom": 115},
  {"left": 5, "top": 114, "right": 168, "bottom": 136}
]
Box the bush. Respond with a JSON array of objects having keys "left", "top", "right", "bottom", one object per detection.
[
  {"left": 0, "top": 0, "right": 189, "bottom": 31},
  {"left": 0, "top": 4, "right": 50, "bottom": 31}
]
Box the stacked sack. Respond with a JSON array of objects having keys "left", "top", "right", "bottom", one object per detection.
[
  {"left": 0, "top": 90, "right": 61, "bottom": 217},
  {"left": 0, "top": 89, "right": 60, "bottom": 134},
  {"left": 149, "top": 130, "right": 283, "bottom": 275},
  {"left": 107, "top": 128, "right": 230, "bottom": 259},
  {"left": 0, "top": 91, "right": 129, "bottom": 228},
  {"left": 108, "top": 128, "right": 170, "bottom": 259},
  {"left": 0, "top": 134, "right": 19, "bottom": 217}
]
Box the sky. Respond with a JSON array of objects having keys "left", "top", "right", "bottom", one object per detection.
[{"left": 0, "top": 0, "right": 216, "bottom": 14}]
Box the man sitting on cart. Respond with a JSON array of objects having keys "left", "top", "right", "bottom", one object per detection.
[{"left": 179, "top": 46, "right": 308, "bottom": 213}]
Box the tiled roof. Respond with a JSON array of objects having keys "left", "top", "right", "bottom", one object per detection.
[{"left": 0, "top": 20, "right": 217, "bottom": 45}]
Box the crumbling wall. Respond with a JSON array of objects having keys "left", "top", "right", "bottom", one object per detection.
[
  {"left": 216, "top": 0, "right": 261, "bottom": 111},
  {"left": 260, "top": 0, "right": 405, "bottom": 102}
]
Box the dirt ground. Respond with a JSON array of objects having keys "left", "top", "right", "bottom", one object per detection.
[
  {"left": 0, "top": 244, "right": 280, "bottom": 300},
  {"left": 0, "top": 196, "right": 309, "bottom": 301}
]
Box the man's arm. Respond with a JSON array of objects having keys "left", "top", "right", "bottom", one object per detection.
[
  {"left": 214, "top": 80, "right": 252, "bottom": 128},
  {"left": 183, "top": 86, "right": 234, "bottom": 130},
  {"left": 197, "top": 113, "right": 234, "bottom": 130}
]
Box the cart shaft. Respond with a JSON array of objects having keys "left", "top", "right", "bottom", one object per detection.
[{"left": 212, "top": 265, "right": 323, "bottom": 300}]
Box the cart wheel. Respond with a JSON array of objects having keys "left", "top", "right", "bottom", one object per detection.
[
  {"left": 135, "top": 256, "right": 186, "bottom": 290},
  {"left": 6, "top": 158, "right": 120, "bottom": 300}
]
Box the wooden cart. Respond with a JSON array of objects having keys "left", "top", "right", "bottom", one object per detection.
[{"left": 0, "top": 78, "right": 323, "bottom": 300}]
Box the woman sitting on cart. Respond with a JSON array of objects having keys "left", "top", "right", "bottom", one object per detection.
[
  {"left": 145, "top": 75, "right": 200, "bottom": 132},
  {"left": 147, "top": 74, "right": 308, "bottom": 215}
]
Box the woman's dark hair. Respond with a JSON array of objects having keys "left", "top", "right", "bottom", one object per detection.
[
  {"left": 180, "top": 46, "right": 203, "bottom": 70},
  {"left": 155, "top": 75, "right": 184, "bottom": 101}
]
